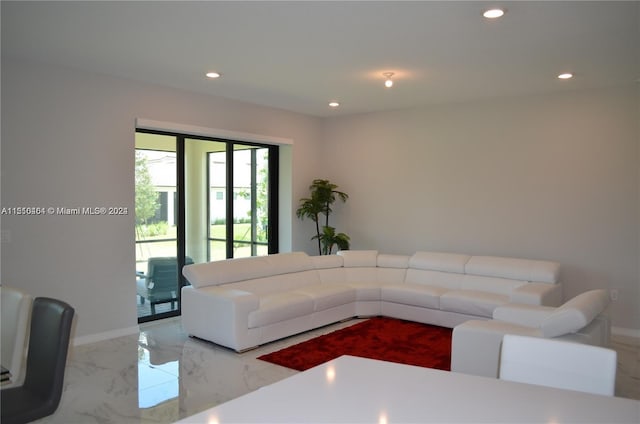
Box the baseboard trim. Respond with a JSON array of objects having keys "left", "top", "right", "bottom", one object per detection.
[
  {"left": 73, "top": 325, "right": 140, "bottom": 346},
  {"left": 611, "top": 326, "right": 640, "bottom": 339}
]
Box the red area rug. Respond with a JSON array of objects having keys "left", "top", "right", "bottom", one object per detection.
[{"left": 257, "top": 317, "right": 452, "bottom": 371}]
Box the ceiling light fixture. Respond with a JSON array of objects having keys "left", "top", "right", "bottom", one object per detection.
[
  {"left": 329, "top": 101, "right": 340, "bottom": 108},
  {"left": 383, "top": 72, "right": 394, "bottom": 88},
  {"left": 206, "top": 71, "right": 221, "bottom": 79},
  {"left": 483, "top": 8, "right": 505, "bottom": 19},
  {"left": 558, "top": 73, "right": 573, "bottom": 79}
]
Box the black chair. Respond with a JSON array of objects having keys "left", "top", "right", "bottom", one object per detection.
[
  {"left": 136, "top": 256, "right": 193, "bottom": 314},
  {"left": 1, "top": 297, "right": 75, "bottom": 424}
]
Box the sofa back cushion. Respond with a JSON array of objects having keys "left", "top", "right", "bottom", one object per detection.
[
  {"left": 312, "top": 255, "right": 345, "bottom": 283},
  {"left": 336, "top": 251, "right": 378, "bottom": 283},
  {"left": 404, "top": 252, "right": 560, "bottom": 294},
  {"left": 404, "top": 269, "right": 465, "bottom": 290},
  {"left": 465, "top": 256, "right": 560, "bottom": 284},
  {"left": 405, "top": 252, "right": 468, "bottom": 289},
  {"left": 462, "top": 275, "right": 526, "bottom": 295},
  {"left": 375, "top": 268, "right": 407, "bottom": 284},
  {"left": 377, "top": 254, "right": 410, "bottom": 269},
  {"left": 310, "top": 255, "right": 343, "bottom": 269},
  {"left": 540, "top": 289, "right": 610, "bottom": 337},
  {"left": 183, "top": 252, "right": 313, "bottom": 289},
  {"left": 409, "top": 251, "right": 470, "bottom": 273},
  {"left": 344, "top": 267, "right": 379, "bottom": 283},
  {"left": 230, "top": 270, "right": 321, "bottom": 295},
  {"left": 374, "top": 254, "right": 409, "bottom": 284},
  {"left": 338, "top": 250, "right": 378, "bottom": 267}
]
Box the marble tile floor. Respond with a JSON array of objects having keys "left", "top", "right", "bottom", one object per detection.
[{"left": 34, "top": 318, "right": 640, "bottom": 424}]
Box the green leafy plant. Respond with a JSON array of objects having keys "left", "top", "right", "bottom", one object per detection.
[
  {"left": 296, "top": 179, "right": 350, "bottom": 255},
  {"left": 315, "top": 225, "right": 350, "bottom": 256},
  {"left": 135, "top": 152, "right": 159, "bottom": 227}
]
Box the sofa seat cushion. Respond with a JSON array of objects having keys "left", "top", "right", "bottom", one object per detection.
[
  {"left": 440, "top": 290, "right": 509, "bottom": 318},
  {"left": 294, "top": 284, "right": 356, "bottom": 311},
  {"left": 381, "top": 284, "right": 448, "bottom": 309},
  {"left": 248, "top": 293, "right": 314, "bottom": 328},
  {"left": 345, "top": 281, "right": 385, "bottom": 301}
]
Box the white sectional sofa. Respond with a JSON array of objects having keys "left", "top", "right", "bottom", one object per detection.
[{"left": 181, "top": 250, "right": 563, "bottom": 352}]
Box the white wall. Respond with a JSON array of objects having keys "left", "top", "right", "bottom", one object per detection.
[
  {"left": 321, "top": 86, "right": 639, "bottom": 331},
  {"left": 1, "top": 58, "right": 323, "bottom": 340}
]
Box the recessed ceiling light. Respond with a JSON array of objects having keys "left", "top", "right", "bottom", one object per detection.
[
  {"left": 329, "top": 102, "right": 340, "bottom": 108},
  {"left": 383, "top": 72, "right": 395, "bottom": 88},
  {"left": 558, "top": 73, "right": 573, "bottom": 79},
  {"left": 206, "top": 71, "right": 221, "bottom": 79},
  {"left": 483, "top": 8, "right": 505, "bottom": 19}
]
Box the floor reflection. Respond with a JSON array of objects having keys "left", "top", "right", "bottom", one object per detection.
[{"left": 138, "top": 332, "right": 180, "bottom": 409}]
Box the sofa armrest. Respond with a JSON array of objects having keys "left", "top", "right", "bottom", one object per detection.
[
  {"left": 181, "top": 286, "right": 260, "bottom": 350},
  {"left": 510, "top": 283, "right": 562, "bottom": 306},
  {"left": 451, "top": 320, "right": 541, "bottom": 378},
  {"left": 492, "top": 304, "right": 555, "bottom": 327}
]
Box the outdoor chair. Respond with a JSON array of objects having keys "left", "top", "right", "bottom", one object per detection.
[{"left": 137, "top": 256, "right": 193, "bottom": 314}]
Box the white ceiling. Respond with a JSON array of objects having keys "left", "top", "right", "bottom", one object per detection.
[{"left": 2, "top": 1, "right": 638, "bottom": 117}]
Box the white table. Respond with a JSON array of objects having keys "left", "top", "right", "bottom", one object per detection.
[{"left": 177, "top": 355, "right": 640, "bottom": 423}]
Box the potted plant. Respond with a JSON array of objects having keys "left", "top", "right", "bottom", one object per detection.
[{"left": 296, "top": 179, "right": 350, "bottom": 255}]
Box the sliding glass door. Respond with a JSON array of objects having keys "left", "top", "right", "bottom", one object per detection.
[{"left": 135, "top": 130, "right": 278, "bottom": 322}]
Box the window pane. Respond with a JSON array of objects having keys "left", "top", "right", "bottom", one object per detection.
[
  {"left": 256, "top": 244, "right": 269, "bottom": 256},
  {"left": 209, "top": 240, "right": 226, "bottom": 261},
  {"left": 185, "top": 139, "right": 226, "bottom": 266},
  {"left": 232, "top": 147, "right": 270, "bottom": 256},
  {"left": 233, "top": 149, "right": 252, "bottom": 246},
  {"left": 255, "top": 148, "right": 269, "bottom": 244},
  {"left": 233, "top": 242, "right": 253, "bottom": 259},
  {"left": 135, "top": 133, "right": 178, "bottom": 321},
  {"left": 208, "top": 150, "right": 227, "bottom": 232}
]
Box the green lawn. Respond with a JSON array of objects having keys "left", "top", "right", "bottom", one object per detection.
[{"left": 136, "top": 223, "right": 261, "bottom": 242}]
